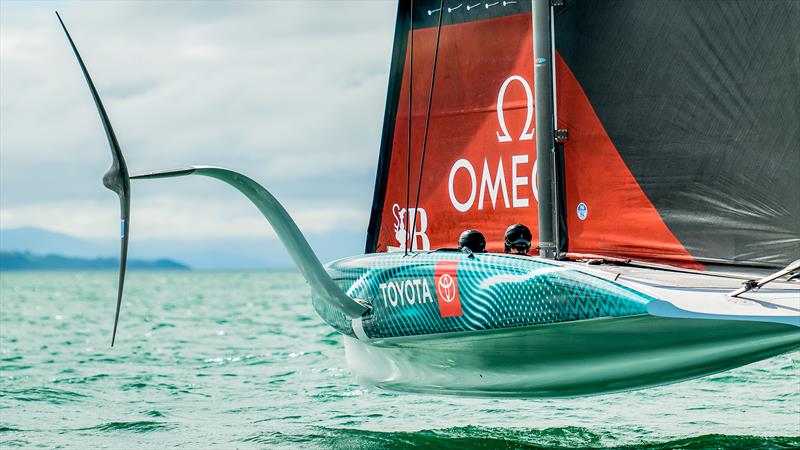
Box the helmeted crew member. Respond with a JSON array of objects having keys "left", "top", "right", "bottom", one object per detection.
[
  {"left": 504, "top": 223, "right": 532, "bottom": 255},
  {"left": 458, "top": 229, "right": 487, "bottom": 254}
]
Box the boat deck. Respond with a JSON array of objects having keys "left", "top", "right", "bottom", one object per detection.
[{"left": 556, "top": 258, "right": 799, "bottom": 291}]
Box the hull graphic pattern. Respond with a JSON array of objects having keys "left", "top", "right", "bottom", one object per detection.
[{"left": 316, "top": 251, "right": 650, "bottom": 339}]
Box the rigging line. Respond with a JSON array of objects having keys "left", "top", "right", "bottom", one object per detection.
[
  {"left": 409, "top": 0, "right": 445, "bottom": 252},
  {"left": 404, "top": 0, "right": 414, "bottom": 256}
]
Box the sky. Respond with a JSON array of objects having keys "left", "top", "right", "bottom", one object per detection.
[{"left": 0, "top": 1, "right": 398, "bottom": 265}]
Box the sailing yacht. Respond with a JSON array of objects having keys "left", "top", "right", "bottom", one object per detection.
[{"left": 58, "top": 0, "right": 799, "bottom": 397}]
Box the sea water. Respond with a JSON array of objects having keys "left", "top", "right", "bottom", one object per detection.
[{"left": 1, "top": 271, "right": 798, "bottom": 449}]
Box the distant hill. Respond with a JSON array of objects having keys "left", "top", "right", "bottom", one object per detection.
[
  {"left": 0, "top": 227, "right": 106, "bottom": 258},
  {"left": 0, "top": 226, "right": 366, "bottom": 270},
  {"left": 0, "top": 251, "right": 190, "bottom": 271}
]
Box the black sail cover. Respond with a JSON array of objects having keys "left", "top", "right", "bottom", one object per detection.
[{"left": 366, "top": 0, "right": 799, "bottom": 270}]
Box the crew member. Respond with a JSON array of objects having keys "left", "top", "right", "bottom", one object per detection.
[
  {"left": 504, "top": 224, "right": 532, "bottom": 255},
  {"left": 458, "top": 229, "right": 487, "bottom": 254}
]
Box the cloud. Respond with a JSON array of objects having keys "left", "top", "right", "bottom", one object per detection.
[{"left": 0, "top": 1, "right": 396, "bottom": 252}]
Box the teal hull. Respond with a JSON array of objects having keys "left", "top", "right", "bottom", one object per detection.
[
  {"left": 309, "top": 251, "right": 800, "bottom": 396},
  {"left": 345, "top": 315, "right": 800, "bottom": 397}
]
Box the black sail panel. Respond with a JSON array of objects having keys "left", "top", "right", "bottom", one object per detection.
[{"left": 554, "top": 0, "right": 800, "bottom": 268}]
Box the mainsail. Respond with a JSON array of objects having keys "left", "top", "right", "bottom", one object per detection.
[{"left": 366, "top": 0, "right": 799, "bottom": 269}]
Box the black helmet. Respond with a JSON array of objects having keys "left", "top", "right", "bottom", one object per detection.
[
  {"left": 458, "top": 229, "right": 486, "bottom": 253},
  {"left": 504, "top": 224, "right": 532, "bottom": 254}
]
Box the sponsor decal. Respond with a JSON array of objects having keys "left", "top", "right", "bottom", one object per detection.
[
  {"left": 379, "top": 278, "right": 434, "bottom": 308},
  {"left": 447, "top": 74, "right": 539, "bottom": 213},
  {"left": 435, "top": 260, "right": 463, "bottom": 317},
  {"left": 386, "top": 203, "right": 430, "bottom": 252},
  {"left": 577, "top": 202, "right": 588, "bottom": 220},
  {"left": 496, "top": 75, "right": 534, "bottom": 143},
  {"left": 449, "top": 156, "right": 538, "bottom": 212}
]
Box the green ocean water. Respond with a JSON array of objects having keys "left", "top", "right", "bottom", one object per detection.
[{"left": 1, "top": 271, "right": 798, "bottom": 449}]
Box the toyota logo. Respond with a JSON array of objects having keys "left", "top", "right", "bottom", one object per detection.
[{"left": 437, "top": 273, "right": 456, "bottom": 303}]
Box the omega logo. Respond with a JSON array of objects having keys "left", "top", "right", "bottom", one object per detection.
[
  {"left": 437, "top": 273, "right": 456, "bottom": 303},
  {"left": 496, "top": 75, "right": 535, "bottom": 143}
]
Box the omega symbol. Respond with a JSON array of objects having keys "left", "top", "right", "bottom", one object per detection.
[
  {"left": 437, "top": 273, "right": 456, "bottom": 303},
  {"left": 496, "top": 75, "right": 534, "bottom": 143}
]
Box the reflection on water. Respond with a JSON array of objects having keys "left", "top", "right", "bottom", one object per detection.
[{"left": 1, "top": 271, "right": 798, "bottom": 448}]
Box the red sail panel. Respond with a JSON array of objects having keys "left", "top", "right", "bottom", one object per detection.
[
  {"left": 375, "top": 13, "right": 540, "bottom": 253},
  {"left": 556, "top": 54, "right": 700, "bottom": 268}
]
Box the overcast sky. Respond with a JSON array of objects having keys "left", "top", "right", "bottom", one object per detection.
[{"left": 0, "top": 1, "right": 397, "bottom": 253}]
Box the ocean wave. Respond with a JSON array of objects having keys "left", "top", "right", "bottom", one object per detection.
[
  {"left": 314, "top": 426, "right": 611, "bottom": 449},
  {"left": 83, "top": 421, "right": 173, "bottom": 433},
  {"left": 0, "top": 439, "right": 30, "bottom": 448},
  {"left": 243, "top": 426, "right": 800, "bottom": 450},
  {"left": 51, "top": 373, "right": 109, "bottom": 385},
  {"left": 3, "top": 272, "right": 798, "bottom": 448},
  {"left": 1, "top": 387, "right": 88, "bottom": 404}
]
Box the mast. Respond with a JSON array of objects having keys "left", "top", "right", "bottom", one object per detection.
[{"left": 532, "top": 0, "right": 557, "bottom": 259}]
